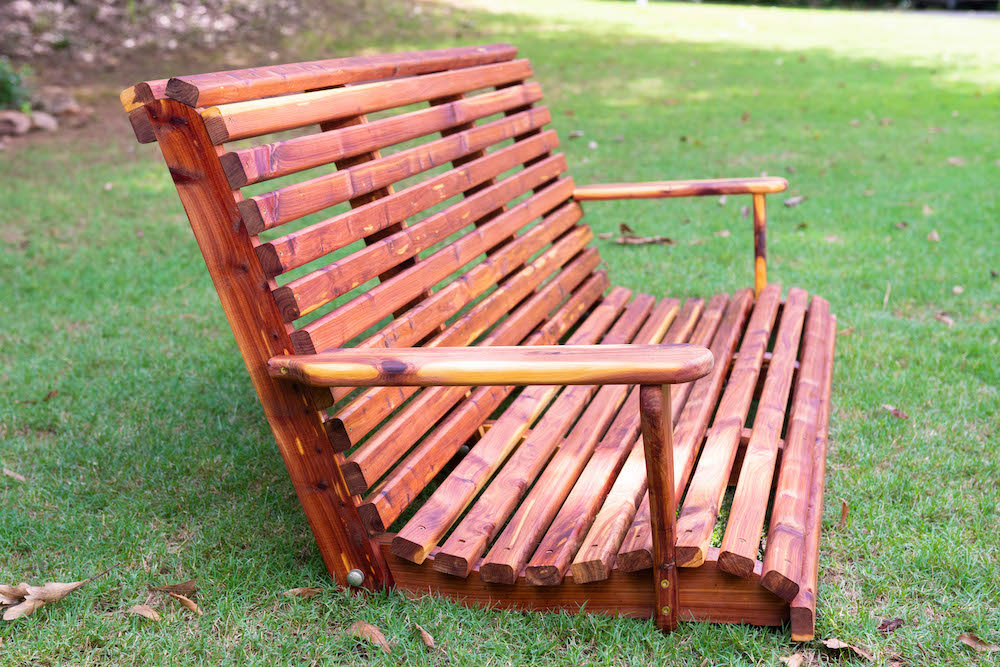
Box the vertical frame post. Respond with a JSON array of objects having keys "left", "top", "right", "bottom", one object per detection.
[
  {"left": 752, "top": 193, "right": 768, "bottom": 297},
  {"left": 143, "top": 99, "right": 392, "bottom": 591},
  {"left": 640, "top": 384, "right": 679, "bottom": 631}
]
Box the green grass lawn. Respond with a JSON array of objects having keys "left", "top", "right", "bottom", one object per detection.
[{"left": 2, "top": 1, "right": 999, "bottom": 664}]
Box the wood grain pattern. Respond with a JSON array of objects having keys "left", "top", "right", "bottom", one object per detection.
[
  {"left": 718, "top": 288, "right": 808, "bottom": 578},
  {"left": 202, "top": 60, "right": 533, "bottom": 143},
  {"left": 166, "top": 43, "right": 518, "bottom": 107},
  {"left": 761, "top": 296, "right": 831, "bottom": 601},
  {"left": 790, "top": 314, "right": 837, "bottom": 641},
  {"left": 753, "top": 193, "right": 768, "bottom": 296},
  {"left": 220, "top": 83, "right": 543, "bottom": 187},
  {"left": 573, "top": 177, "right": 787, "bottom": 200},
  {"left": 674, "top": 285, "right": 781, "bottom": 568}
]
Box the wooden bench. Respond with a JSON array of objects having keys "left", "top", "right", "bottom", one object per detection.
[{"left": 121, "top": 43, "right": 836, "bottom": 640}]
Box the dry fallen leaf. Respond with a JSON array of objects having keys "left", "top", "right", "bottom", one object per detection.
[
  {"left": 716, "top": 229, "right": 731, "bottom": 238},
  {"left": 597, "top": 232, "right": 614, "bottom": 240},
  {"left": 608, "top": 222, "right": 674, "bottom": 246},
  {"left": 839, "top": 498, "right": 849, "bottom": 530},
  {"left": 415, "top": 623, "right": 436, "bottom": 649},
  {"left": 878, "top": 618, "right": 905, "bottom": 634},
  {"left": 283, "top": 587, "right": 323, "bottom": 599},
  {"left": 0, "top": 583, "right": 29, "bottom": 598},
  {"left": 779, "top": 653, "right": 805, "bottom": 667},
  {"left": 952, "top": 285, "right": 964, "bottom": 295},
  {"left": 927, "top": 230, "right": 940, "bottom": 242},
  {"left": 568, "top": 130, "right": 584, "bottom": 139},
  {"left": 824, "top": 637, "right": 874, "bottom": 661},
  {"left": 850, "top": 119, "right": 860, "bottom": 127},
  {"left": 128, "top": 604, "right": 161, "bottom": 621},
  {"left": 25, "top": 580, "right": 89, "bottom": 603},
  {"left": 784, "top": 195, "right": 806, "bottom": 207},
  {"left": 169, "top": 592, "right": 202, "bottom": 616},
  {"left": 922, "top": 203, "right": 934, "bottom": 216},
  {"left": 881, "top": 404, "right": 909, "bottom": 420},
  {"left": 934, "top": 312, "right": 955, "bottom": 327},
  {"left": 349, "top": 620, "right": 391, "bottom": 654},
  {"left": 824, "top": 235, "right": 841, "bottom": 243},
  {"left": 894, "top": 221, "right": 908, "bottom": 230},
  {"left": 740, "top": 205, "right": 750, "bottom": 219},
  {"left": 946, "top": 156, "right": 966, "bottom": 166},
  {"left": 838, "top": 327, "right": 855, "bottom": 337},
  {"left": 3, "top": 598, "right": 45, "bottom": 621},
  {"left": 3, "top": 468, "right": 25, "bottom": 482},
  {"left": 740, "top": 111, "right": 750, "bottom": 123},
  {"left": 150, "top": 579, "right": 198, "bottom": 596},
  {"left": 718, "top": 195, "right": 727, "bottom": 206},
  {"left": 796, "top": 222, "right": 809, "bottom": 230},
  {"left": 0, "top": 594, "right": 22, "bottom": 606},
  {"left": 958, "top": 632, "right": 999, "bottom": 653}
]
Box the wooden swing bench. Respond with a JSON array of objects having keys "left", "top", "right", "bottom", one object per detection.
[{"left": 121, "top": 43, "right": 836, "bottom": 639}]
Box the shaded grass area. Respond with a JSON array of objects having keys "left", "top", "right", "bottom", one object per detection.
[{"left": 2, "top": 1, "right": 999, "bottom": 663}]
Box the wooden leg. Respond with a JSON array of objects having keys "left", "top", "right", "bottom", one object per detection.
[
  {"left": 640, "top": 384, "right": 678, "bottom": 631},
  {"left": 752, "top": 193, "right": 767, "bottom": 297}
]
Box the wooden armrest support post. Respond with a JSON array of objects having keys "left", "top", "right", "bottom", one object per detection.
[
  {"left": 268, "top": 344, "right": 713, "bottom": 388},
  {"left": 573, "top": 177, "right": 787, "bottom": 297}
]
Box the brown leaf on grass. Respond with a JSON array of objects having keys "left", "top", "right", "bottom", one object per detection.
[
  {"left": 881, "top": 404, "right": 909, "bottom": 420},
  {"left": 895, "top": 221, "right": 908, "bottom": 230},
  {"left": 850, "top": 119, "right": 860, "bottom": 127},
  {"left": 784, "top": 195, "right": 806, "bottom": 207},
  {"left": 128, "top": 604, "right": 161, "bottom": 621},
  {"left": 838, "top": 327, "right": 855, "bottom": 337},
  {"left": 43, "top": 390, "right": 58, "bottom": 401},
  {"left": 796, "top": 222, "right": 809, "bottom": 230},
  {"left": 25, "top": 580, "right": 88, "bottom": 603},
  {"left": 934, "top": 312, "right": 954, "bottom": 327},
  {"left": 3, "top": 468, "right": 25, "bottom": 482},
  {"left": 0, "top": 583, "right": 29, "bottom": 598},
  {"left": 779, "top": 654, "right": 805, "bottom": 667},
  {"left": 3, "top": 598, "right": 45, "bottom": 621},
  {"left": 741, "top": 205, "right": 750, "bottom": 219},
  {"left": 880, "top": 118, "right": 892, "bottom": 126},
  {"left": 169, "top": 592, "right": 202, "bottom": 616},
  {"left": 952, "top": 285, "right": 964, "bottom": 295},
  {"left": 878, "top": 618, "right": 905, "bottom": 634},
  {"left": 598, "top": 232, "right": 614, "bottom": 240},
  {"left": 824, "top": 235, "right": 841, "bottom": 243},
  {"left": 0, "top": 594, "right": 22, "bottom": 606},
  {"left": 839, "top": 498, "right": 849, "bottom": 530},
  {"left": 716, "top": 229, "right": 731, "bottom": 238},
  {"left": 740, "top": 111, "right": 750, "bottom": 122},
  {"left": 349, "top": 621, "right": 391, "bottom": 654},
  {"left": 718, "top": 195, "right": 727, "bottom": 206},
  {"left": 150, "top": 579, "right": 197, "bottom": 596},
  {"left": 415, "top": 623, "right": 436, "bottom": 649},
  {"left": 927, "top": 229, "right": 940, "bottom": 242},
  {"left": 958, "top": 632, "right": 1000, "bottom": 653},
  {"left": 946, "top": 156, "right": 966, "bottom": 166},
  {"left": 922, "top": 203, "right": 934, "bottom": 216},
  {"left": 608, "top": 222, "right": 675, "bottom": 246},
  {"left": 568, "top": 130, "right": 584, "bottom": 139},
  {"left": 823, "top": 637, "right": 874, "bottom": 661},
  {"left": 283, "top": 587, "right": 323, "bottom": 599}
]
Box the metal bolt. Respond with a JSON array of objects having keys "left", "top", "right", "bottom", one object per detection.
[
  {"left": 661, "top": 605, "right": 671, "bottom": 615},
  {"left": 660, "top": 579, "right": 670, "bottom": 589},
  {"left": 346, "top": 569, "right": 365, "bottom": 588}
]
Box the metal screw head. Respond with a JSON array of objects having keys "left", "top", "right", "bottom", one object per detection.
[
  {"left": 346, "top": 569, "right": 365, "bottom": 588},
  {"left": 661, "top": 605, "right": 671, "bottom": 615},
  {"left": 660, "top": 579, "right": 670, "bottom": 589}
]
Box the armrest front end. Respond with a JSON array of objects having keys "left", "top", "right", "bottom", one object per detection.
[{"left": 268, "top": 344, "right": 713, "bottom": 388}]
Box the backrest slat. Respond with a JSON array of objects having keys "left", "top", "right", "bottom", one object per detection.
[
  {"left": 165, "top": 44, "right": 517, "bottom": 107},
  {"left": 202, "top": 60, "right": 533, "bottom": 144},
  {"left": 272, "top": 151, "right": 568, "bottom": 322},
  {"left": 221, "top": 83, "right": 543, "bottom": 188}
]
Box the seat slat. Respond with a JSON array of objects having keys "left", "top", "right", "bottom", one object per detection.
[
  {"left": 356, "top": 272, "right": 610, "bottom": 534},
  {"left": 431, "top": 295, "right": 667, "bottom": 578},
  {"left": 616, "top": 290, "right": 753, "bottom": 573},
  {"left": 248, "top": 107, "right": 552, "bottom": 243},
  {"left": 718, "top": 287, "right": 809, "bottom": 578},
  {"left": 387, "top": 288, "right": 632, "bottom": 564},
  {"left": 273, "top": 152, "right": 568, "bottom": 322},
  {"left": 791, "top": 313, "right": 837, "bottom": 640},
  {"left": 760, "top": 296, "right": 831, "bottom": 601},
  {"left": 202, "top": 60, "right": 534, "bottom": 143},
  {"left": 222, "top": 83, "right": 543, "bottom": 187},
  {"left": 674, "top": 284, "right": 782, "bottom": 568},
  {"left": 329, "top": 243, "right": 600, "bottom": 456},
  {"left": 478, "top": 298, "right": 705, "bottom": 586}
]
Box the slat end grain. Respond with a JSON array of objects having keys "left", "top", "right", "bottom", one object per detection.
[
  {"left": 254, "top": 243, "right": 283, "bottom": 278},
  {"left": 525, "top": 565, "right": 562, "bottom": 586},
  {"left": 340, "top": 461, "right": 369, "bottom": 497},
  {"left": 431, "top": 553, "right": 474, "bottom": 579},
  {"left": 615, "top": 548, "right": 652, "bottom": 573},
  {"left": 202, "top": 108, "right": 232, "bottom": 144},
  {"left": 716, "top": 550, "right": 757, "bottom": 579},
  {"left": 237, "top": 198, "right": 267, "bottom": 235},
  {"left": 165, "top": 77, "right": 201, "bottom": 107},
  {"left": 219, "top": 151, "right": 251, "bottom": 188},
  {"left": 760, "top": 570, "right": 800, "bottom": 602},
  {"left": 390, "top": 535, "right": 431, "bottom": 565},
  {"left": 357, "top": 503, "right": 386, "bottom": 536},
  {"left": 323, "top": 418, "right": 352, "bottom": 452},
  {"left": 569, "top": 560, "right": 611, "bottom": 585},
  {"left": 676, "top": 544, "right": 707, "bottom": 569},
  {"left": 479, "top": 562, "right": 517, "bottom": 586},
  {"left": 790, "top": 603, "right": 816, "bottom": 641}
]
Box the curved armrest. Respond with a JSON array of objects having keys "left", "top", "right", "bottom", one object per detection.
[
  {"left": 573, "top": 177, "right": 787, "bottom": 201},
  {"left": 268, "top": 344, "right": 713, "bottom": 387}
]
